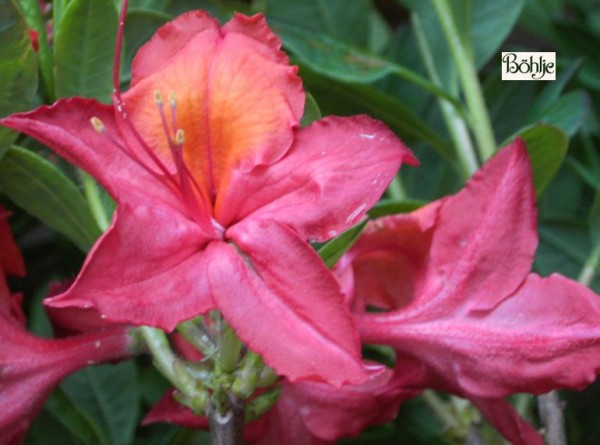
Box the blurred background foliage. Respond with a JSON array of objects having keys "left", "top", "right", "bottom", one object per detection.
[{"left": 0, "top": 0, "right": 599, "bottom": 443}]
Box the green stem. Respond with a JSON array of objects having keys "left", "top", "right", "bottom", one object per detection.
[
  {"left": 432, "top": 0, "right": 497, "bottom": 161},
  {"left": 578, "top": 241, "right": 600, "bottom": 287},
  {"left": 411, "top": 12, "right": 478, "bottom": 178},
  {"left": 140, "top": 326, "right": 208, "bottom": 413},
  {"left": 81, "top": 172, "right": 110, "bottom": 231},
  {"left": 217, "top": 319, "right": 243, "bottom": 373},
  {"left": 387, "top": 175, "right": 407, "bottom": 201},
  {"left": 422, "top": 390, "right": 459, "bottom": 430}
]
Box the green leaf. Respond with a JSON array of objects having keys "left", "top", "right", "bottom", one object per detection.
[
  {"left": 265, "top": 0, "right": 375, "bottom": 47},
  {"left": 45, "top": 387, "right": 108, "bottom": 445},
  {"left": 526, "top": 58, "right": 584, "bottom": 120},
  {"left": 516, "top": 124, "right": 569, "bottom": 196},
  {"left": 318, "top": 221, "right": 367, "bottom": 268},
  {"left": 61, "top": 362, "right": 140, "bottom": 445},
  {"left": 470, "top": 0, "right": 526, "bottom": 67},
  {"left": 54, "top": 0, "right": 118, "bottom": 102},
  {"left": 591, "top": 186, "right": 600, "bottom": 245},
  {"left": 300, "top": 91, "right": 321, "bottom": 127},
  {"left": 536, "top": 90, "right": 590, "bottom": 138},
  {"left": 301, "top": 67, "right": 452, "bottom": 162},
  {"left": 368, "top": 198, "right": 427, "bottom": 218},
  {"left": 0, "top": 145, "right": 102, "bottom": 251},
  {"left": 16, "top": 0, "right": 54, "bottom": 99},
  {"left": 0, "top": 0, "right": 38, "bottom": 158},
  {"left": 276, "top": 23, "right": 458, "bottom": 105},
  {"left": 275, "top": 22, "right": 395, "bottom": 83}
]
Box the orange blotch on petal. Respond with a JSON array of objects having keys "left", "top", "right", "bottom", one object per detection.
[{"left": 122, "top": 12, "right": 304, "bottom": 205}]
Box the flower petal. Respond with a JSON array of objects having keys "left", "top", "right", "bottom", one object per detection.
[
  {"left": 425, "top": 139, "right": 538, "bottom": 312},
  {"left": 123, "top": 12, "right": 304, "bottom": 200},
  {"left": 359, "top": 273, "right": 600, "bottom": 399},
  {"left": 255, "top": 364, "right": 414, "bottom": 445},
  {"left": 0, "top": 98, "right": 182, "bottom": 212},
  {"left": 45, "top": 202, "right": 217, "bottom": 330},
  {"left": 208, "top": 219, "right": 366, "bottom": 385},
  {"left": 216, "top": 115, "right": 417, "bottom": 241},
  {"left": 469, "top": 397, "right": 544, "bottom": 445},
  {"left": 343, "top": 201, "right": 442, "bottom": 311}
]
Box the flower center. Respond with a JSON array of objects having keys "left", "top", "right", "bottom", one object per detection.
[{"left": 90, "top": 90, "right": 223, "bottom": 240}]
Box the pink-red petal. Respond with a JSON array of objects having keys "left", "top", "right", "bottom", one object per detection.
[
  {"left": 123, "top": 12, "right": 304, "bottom": 199},
  {"left": 208, "top": 219, "right": 365, "bottom": 385},
  {"left": 45, "top": 202, "right": 217, "bottom": 330},
  {"left": 0, "top": 98, "right": 183, "bottom": 213},
  {"left": 425, "top": 139, "right": 538, "bottom": 313},
  {"left": 216, "top": 115, "right": 417, "bottom": 241}
]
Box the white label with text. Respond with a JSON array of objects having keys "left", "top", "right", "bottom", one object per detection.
[{"left": 501, "top": 52, "right": 556, "bottom": 81}]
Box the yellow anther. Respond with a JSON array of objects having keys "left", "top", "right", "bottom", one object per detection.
[
  {"left": 175, "top": 129, "right": 185, "bottom": 146},
  {"left": 168, "top": 91, "right": 177, "bottom": 108},
  {"left": 90, "top": 117, "right": 105, "bottom": 133},
  {"left": 153, "top": 90, "right": 164, "bottom": 106}
]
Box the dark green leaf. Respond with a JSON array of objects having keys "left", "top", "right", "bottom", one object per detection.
[
  {"left": 61, "top": 362, "right": 140, "bottom": 445},
  {"left": 318, "top": 221, "right": 367, "bottom": 268},
  {"left": 526, "top": 58, "right": 584, "bottom": 120},
  {"left": 300, "top": 92, "right": 322, "bottom": 127},
  {"left": 516, "top": 124, "right": 569, "bottom": 196},
  {"left": 45, "top": 387, "right": 108, "bottom": 445},
  {"left": 301, "top": 67, "right": 452, "bottom": 161},
  {"left": 591, "top": 186, "right": 600, "bottom": 245},
  {"left": 16, "top": 0, "right": 54, "bottom": 99},
  {"left": 0, "top": 145, "right": 102, "bottom": 251},
  {"left": 54, "top": 0, "right": 118, "bottom": 102},
  {"left": 470, "top": 0, "right": 526, "bottom": 67},
  {"left": 0, "top": 0, "right": 38, "bottom": 158},
  {"left": 265, "top": 0, "right": 375, "bottom": 47},
  {"left": 536, "top": 90, "right": 590, "bottom": 137},
  {"left": 368, "top": 198, "right": 427, "bottom": 218},
  {"left": 275, "top": 22, "right": 395, "bottom": 84}
]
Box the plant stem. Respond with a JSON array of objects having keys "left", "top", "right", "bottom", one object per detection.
[
  {"left": 411, "top": 12, "right": 478, "bottom": 178},
  {"left": 140, "top": 326, "right": 208, "bottom": 413},
  {"left": 537, "top": 392, "right": 567, "bottom": 445},
  {"left": 81, "top": 172, "right": 111, "bottom": 231},
  {"left": 208, "top": 395, "right": 244, "bottom": 445},
  {"left": 578, "top": 241, "right": 600, "bottom": 286},
  {"left": 432, "top": 0, "right": 497, "bottom": 161},
  {"left": 422, "top": 390, "right": 459, "bottom": 430}
]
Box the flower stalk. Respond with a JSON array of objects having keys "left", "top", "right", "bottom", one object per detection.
[{"left": 432, "top": 0, "right": 497, "bottom": 162}]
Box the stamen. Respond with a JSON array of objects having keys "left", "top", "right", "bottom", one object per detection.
[
  {"left": 175, "top": 129, "right": 185, "bottom": 147},
  {"left": 90, "top": 117, "right": 105, "bottom": 133},
  {"left": 154, "top": 90, "right": 165, "bottom": 107},
  {"left": 169, "top": 91, "right": 179, "bottom": 133}
]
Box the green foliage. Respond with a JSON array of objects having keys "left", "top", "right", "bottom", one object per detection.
[
  {"left": 0, "top": 0, "right": 37, "bottom": 158},
  {"left": 54, "top": 0, "right": 118, "bottom": 102},
  {"left": 0, "top": 145, "right": 102, "bottom": 251}
]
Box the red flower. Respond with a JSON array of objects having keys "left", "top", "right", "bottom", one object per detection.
[
  {"left": 0, "top": 210, "right": 135, "bottom": 445},
  {"left": 0, "top": 208, "right": 26, "bottom": 324},
  {"left": 143, "top": 363, "right": 418, "bottom": 445},
  {"left": 1, "top": 11, "right": 416, "bottom": 385},
  {"left": 342, "top": 140, "right": 600, "bottom": 445}
]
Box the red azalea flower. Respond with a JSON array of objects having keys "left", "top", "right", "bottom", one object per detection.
[
  {"left": 143, "top": 363, "right": 418, "bottom": 445},
  {"left": 1, "top": 10, "right": 416, "bottom": 385},
  {"left": 0, "top": 210, "right": 136, "bottom": 445},
  {"left": 342, "top": 140, "right": 600, "bottom": 445},
  {"left": 0, "top": 208, "right": 26, "bottom": 324}
]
